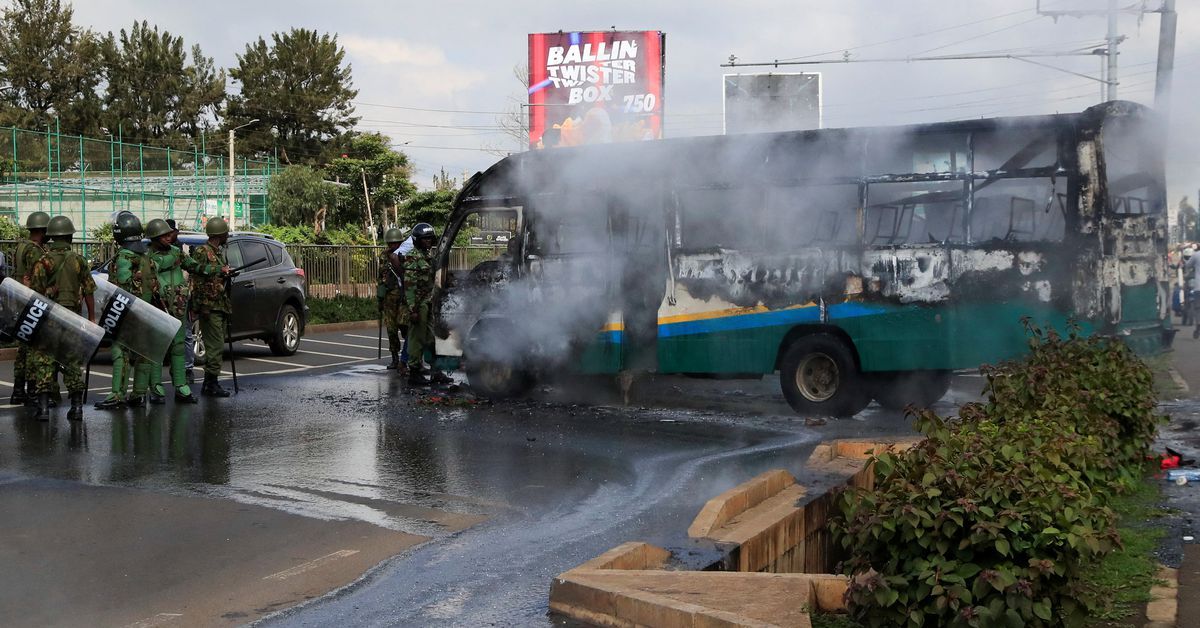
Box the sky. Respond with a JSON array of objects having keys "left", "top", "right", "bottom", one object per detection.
[{"left": 67, "top": 0, "right": 1200, "bottom": 203}]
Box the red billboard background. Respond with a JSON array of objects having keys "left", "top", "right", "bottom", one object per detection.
[{"left": 527, "top": 30, "right": 664, "bottom": 150}]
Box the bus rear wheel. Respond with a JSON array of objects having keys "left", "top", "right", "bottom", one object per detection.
[
  {"left": 779, "top": 334, "right": 870, "bottom": 418},
  {"left": 867, "top": 370, "right": 953, "bottom": 411},
  {"left": 466, "top": 359, "right": 533, "bottom": 399}
]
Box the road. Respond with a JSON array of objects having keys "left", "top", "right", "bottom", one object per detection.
[{"left": 1, "top": 327, "right": 979, "bottom": 627}]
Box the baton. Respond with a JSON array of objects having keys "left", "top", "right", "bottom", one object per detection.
[
  {"left": 220, "top": 257, "right": 264, "bottom": 395},
  {"left": 378, "top": 315, "right": 383, "bottom": 359}
]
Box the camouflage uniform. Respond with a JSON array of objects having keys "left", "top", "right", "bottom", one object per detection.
[
  {"left": 403, "top": 247, "right": 436, "bottom": 372},
  {"left": 189, "top": 242, "right": 230, "bottom": 378},
  {"left": 28, "top": 241, "right": 97, "bottom": 394},
  {"left": 12, "top": 238, "right": 51, "bottom": 396},
  {"left": 104, "top": 248, "right": 161, "bottom": 401},
  {"left": 149, "top": 244, "right": 201, "bottom": 398},
  {"left": 377, "top": 249, "right": 409, "bottom": 361}
]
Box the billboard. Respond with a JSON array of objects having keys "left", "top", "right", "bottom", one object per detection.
[
  {"left": 528, "top": 30, "right": 665, "bottom": 149},
  {"left": 723, "top": 73, "right": 821, "bottom": 135}
]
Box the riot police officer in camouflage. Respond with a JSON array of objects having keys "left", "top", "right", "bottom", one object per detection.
[
  {"left": 10, "top": 211, "right": 52, "bottom": 406},
  {"left": 146, "top": 218, "right": 200, "bottom": 403},
  {"left": 28, "top": 216, "right": 96, "bottom": 420},
  {"left": 190, "top": 217, "right": 234, "bottom": 397}
]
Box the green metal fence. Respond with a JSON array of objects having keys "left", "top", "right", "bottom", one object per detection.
[{"left": 0, "top": 123, "right": 277, "bottom": 237}]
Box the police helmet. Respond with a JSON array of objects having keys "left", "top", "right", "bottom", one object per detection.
[
  {"left": 113, "top": 211, "right": 144, "bottom": 244},
  {"left": 206, "top": 216, "right": 230, "bottom": 236},
  {"left": 46, "top": 215, "right": 76, "bottom": 237},
  {"left": 412, "top": 223, "right": 436, "bottom": 241},
  {"left": 25, "top": 211, "right": 50, "bottom": 230},
  {"left": 384, "top": 227, "right": 405, "bottom": 244},
  {"left": 1184, "top": 247, "right": 1195, "bottom": 261},
  {"left": 145, "top": 218, "right": 172, "bottom": 239}
]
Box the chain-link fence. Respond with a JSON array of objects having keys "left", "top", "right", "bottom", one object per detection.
[
  {"left": 1, "top": 239, "right": 507, "bottom": 300},
  {"left": 0, "top": 124, "right": 277, "bottom": 237}
]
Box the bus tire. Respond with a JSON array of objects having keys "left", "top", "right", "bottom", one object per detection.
[
  {"left": 465, "top": 359, "right": 534, "bottom": 399},
  {"left": 778, "top": 334, "right": 870, "bottom": 418},
  {"left": 867, "top": 370, "right": 953, "bottom": 411},
  {"left": 464, "top": 318, "right": 534, "bottom": 399}
]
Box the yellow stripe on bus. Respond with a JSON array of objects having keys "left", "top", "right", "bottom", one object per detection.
[{"left": 599, "top": 302, "right": 819, "bottom": 333}]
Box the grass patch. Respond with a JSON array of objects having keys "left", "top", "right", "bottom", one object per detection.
[
  {"left": 307, "top": 296, "right": 379, "bottom": 325},
  {"left": 1083, "top": 476, "right": 1167, "bottom": 626}
]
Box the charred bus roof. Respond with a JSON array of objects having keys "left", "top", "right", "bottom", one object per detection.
[{"left": 454, "top": 100, "right": 1157, "bottom": 211}]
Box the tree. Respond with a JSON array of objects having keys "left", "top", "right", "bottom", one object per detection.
[
  {"left": 267, "top": 165, "right": 338, "bottom": 233},
  {"left": 325, "top": 132, "right": 413, "bottom": 232},
  {"left": 226, "top": 28, "right": 358, "bottom": 165},
  {"left": 0, "top": 0, "right": 102, "bottom": 133},
  {"left": 400, "top": 189, "right": 456, "bottom": 231},
  {"left": 1179, "top": 196, "right": 1198, "bottom": 243},
  {"left": 100, "top": 21, "right": 225, "bottom": 145}
]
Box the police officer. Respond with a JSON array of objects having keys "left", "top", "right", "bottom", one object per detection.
[
  {"left": 28, "top": 216, "right": 96, "bottom": 420},
  {"left": 146, "top": 218, "right": 200, "bottom": 404},
  {"left": 10, "top": 211, "right": 52, "bottom": 405},
  {"left": 166, "top": 218, "right": 197, "bottom": 384},
  {"left": 190, "top": 216, "right": 233, "bottom": 397},
  {"left": 403, "top": 223, "right": 450, "bottom": 385},
  {"left": 95, "top": 212, "right": 161, "bottom": 409},
  {"left": 378, "top": 228, "right": 409, "bottom": 372}
]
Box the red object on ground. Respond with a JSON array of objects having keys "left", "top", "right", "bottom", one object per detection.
[{"left": 1163, "top": 455, "right": 1182, "bottom": 470}]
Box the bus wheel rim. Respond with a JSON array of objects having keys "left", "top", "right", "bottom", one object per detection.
[{"left": 796, "top": 353, "right": 838, "bottom": 402}]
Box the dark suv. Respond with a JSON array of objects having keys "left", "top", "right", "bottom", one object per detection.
[{"left": 176, "top": 232, "right": 309, "bottom": 357}]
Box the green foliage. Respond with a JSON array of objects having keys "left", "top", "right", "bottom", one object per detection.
[
  {"left": 326, "top": 132, "right": 414, "bottom": 230},
  {"left": 832, "top": 321, "right": 1162, "bottom": 628},
  {"left": 400, "top": 189, "right": 456, "bottom": 230},
  {"left": 89, "top": 221, "right": 114, "bottom": 243},
  {"left": 255, "top": 223, "right": 371, "bottom": 245},
  {"left": 267, "top": 165, "right": 337, "bottom": 228},
  {"left": 0, "top": 0, "right": 102, "bottom": 133},
  {"left": 981, "top": 320, "right": 1163, "bottom": 482},
  {"left": 0, "top": 215, "right": 26, "bottom": 240},
  {"left": 99, "top": 20, "right": 224, "bottom": 143},
  {"left": 227, "top": 28, "right": 359, "bottom": 165},
  {"left": 306, "top": 295, "right": 378, "bottom": 325}
]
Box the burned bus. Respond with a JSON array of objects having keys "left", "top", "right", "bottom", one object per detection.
[{"left": 433, "top": 101, "right": 1171, "bottom": 416}]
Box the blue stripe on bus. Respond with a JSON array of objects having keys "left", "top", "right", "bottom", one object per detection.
[{"left": 597, "top": 302, "right": 890, "bottom": 343}]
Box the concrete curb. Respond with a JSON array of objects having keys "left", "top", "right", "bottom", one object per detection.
[
  {"left": 303, "top": 320, "right": 378, "bottom": 335},
  {"left": 549, "top": 440, "right": 918, "bottom": 627},
  {"left": 1145, "top": 564, "right": 1178, "bottom": 628}
]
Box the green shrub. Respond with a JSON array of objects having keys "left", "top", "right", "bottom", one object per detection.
[
  {"left": 981, "top": 319, "right": 1162, "bottom": 484},
  {"left": 832, "top": 321, "right": 1160, "bottom": 627},
  {"left": 0, "top": 215, "right": 25, "bottom": 240},
  {"left": 307, "top": 296, "right": 378, "bottom": 325}
]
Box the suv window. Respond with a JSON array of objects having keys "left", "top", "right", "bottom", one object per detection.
[
  {"left": 266, "top": 242, "right": 283, "bottom": 266},
  {"left": 236, "top": 240, "right": 274, "bottom": 272}
]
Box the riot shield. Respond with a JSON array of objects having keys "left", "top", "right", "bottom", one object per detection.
[
  {"left": 0, "top": 278, "right": 105, "bottom": 366},
  {"left": 93, "top": 276, "right": 182, "bottom": 363}
]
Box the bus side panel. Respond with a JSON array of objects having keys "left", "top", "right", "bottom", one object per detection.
[{"left": 841, "top": 301, "right": 1078, "bottom": 372}]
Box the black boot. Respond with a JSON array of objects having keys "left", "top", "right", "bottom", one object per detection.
[
  {"left": 407, "top": 368, "right": 430, "bottom": 386},
  {"left": 175, "top": 389, "right": 199, "bottom": 404},
  {"left": 148, "top": 391, "right": 167, "bottom": 405},
  {"left": 48, "top": 392, "right": 60, "bottom": 408},
  {"left": 9, "top": 379, "right": 28, "bottom": 406},
  {"left": 94, "top": 395, "right": 125, "bottom": 410},
  {"left": 386, "top": 353, "right": 400, "bottom": 370},
  {"left": 202, "top": 374, "right": 231, "bottom": 398},
  {"left": 126, "top": 395, "right": 146, "bottom": 408},
  {"left": 67, "top": 393, "right": 84, "bottom": 421},
  {"left": 32, "top": 392, "right": 50, "bottom": 421}
]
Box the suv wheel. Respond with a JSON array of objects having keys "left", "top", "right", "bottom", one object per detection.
[{"left": 268, "top": 304, "right": 301, "bottom": 356}]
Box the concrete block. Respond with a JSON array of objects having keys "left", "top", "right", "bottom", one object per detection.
[
  {"left": 578, "top": 541, "right": 671, "bottom": 571},
  {"left": 1145, "top": 597, "right": 1177, "bottom": 624},
  {"left": 690, "top": 470, "right": 796, "bottom": 539}
]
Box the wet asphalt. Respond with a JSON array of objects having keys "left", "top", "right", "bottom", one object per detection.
[{"left": 0, "top": 329, "right": 989, "bottom": 626}]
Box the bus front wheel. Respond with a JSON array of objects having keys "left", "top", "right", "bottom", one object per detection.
[
  {"left": 779, "top": 334, "right": 870, "bottom": 418},
  {"left": 867, "top": 370, "right": 953, "bottom": 411}
]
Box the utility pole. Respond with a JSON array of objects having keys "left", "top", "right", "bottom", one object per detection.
[
  {"left": 1036, "top": 0, "right": 1136, "bottom": 101},
  {"left": 227, "top": 119, "right": 258, "bottom": 231},
  {"left": 1105, "top": 0, "right": 1119, "bottom": 101},
  {"left": 1155, "top": 0, "right": 1177, "bottom": 117}
]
